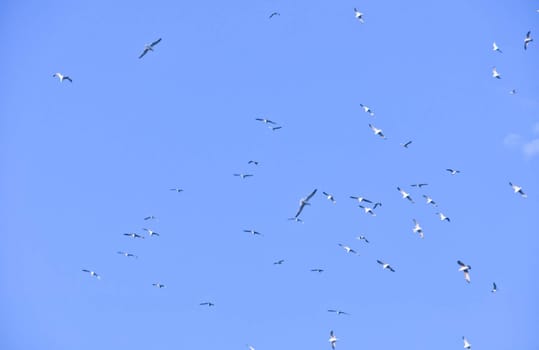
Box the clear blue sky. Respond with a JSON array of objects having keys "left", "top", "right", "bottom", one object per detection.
[{"left": 1, "top": 0, "right": 537, "bottom": 349}]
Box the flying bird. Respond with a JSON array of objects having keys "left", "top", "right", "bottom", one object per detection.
[
  {"left": 287, "top": 217, "right": 304, "bottom": 223},
  {"left": 139, "top": 38, "right": 162, "bottom": 59},
  {"left": 436, "top": 212, "right": 450, "bottom": 222},
  {"left": 509, "top": 182, "right": 527, "bottom": 198},
  {"left": 295, "top": 188, "right": 317, "bottom": 218},
  {"left": 397, "top": 187, "right": 414, "bottom": 203},
  {"left": 491, "top": 282, "right": 497, "bottom": 293},
  {"left": 243, "top": 229, "right": 262, "bottom": 236},
  {"left": 463, "top": 336, "right": 471, "bottom": 349},
  {"left": 82, "top": 269, "right": 101, "bottom": 279},
  {"left": 338, "top": 243, "right": 357, "bottom": 254},
  {"left": 412, "top": 219, "right": 424, "bottom": 238},
  {"left": 368, "top": 123, "right": 386, "bottom": 139},
  {"left": 356, "top": 235, "right": 369, "bottom": 243},
  {"left": 323, "top": 192, "right": 336, "bottom": 204},
  {"left": 269, "top": 12, "right": 280, "bottom": 19},
  {"left": 273, "top": 259, "right": 285, "bottom": 265},
  {"left": 117, "top": 251, "right": 137, "bottom": 258},
  {"left": 311, "top": 268, "right": 324, "bottom": 273},
  {"left": 358, "top": 205, "right": 377, "bottom": 216},
  {"left": 411, "top": 183, "right": 428, "bottom": 188},
  {"left": 248, "top": 160, "right": 259, "bottom": 165},
  {"left": 377, "top": 260, "right": 395, "bottom": 272},
  {"left": 446, "top": 168, "right": 461, "bottom": 175},
  {"left": 400, "top": 140, "right": 413, "bottom": 148},
  {"left": 422, "top": 195, "right": 437, "bottom": 207},
  {"left": 328, "top": 309, "right": 350, "bottom": 315},
  {"left": 329, "top": 330, "right": 338, "bottom": 349},
  {"left": 152, "top": 282, "right": 166, "bottom": 288},
  {"left": 169, "top": 188, "right": 183, "bottom": 192},
  {"left": 255, "top": 118, "right": 277, "bottom": 125},
  {"left": 524, "top": 31, "right": 533, "bottom": 50},
  {"left": 53, "top": 72, "right": 72, "bottom": 82},
  {"left": 509, "top": 89, "right": 517, "bottom": 95},
  {"left": 124, "top": 233, "right": 145, "bottom": 239},
  {"left": 143, "top": 215, "right": 156, "bottom": 221},
  {"left": 353, "top": 8, "right": 364, "bottom": 23},
  {"left": 360, "top": 103, "right": 374, "bottom": 116},
  {"left": 349, "top": 195, "right": 372, "bottom": 203},
  {"left": 457, "top": 260, "right": 471, "bottom": 283},
  {"left": 233, "top": 173, "right": 254, "bottom": 179},
  {"left": 492, "top": 41, "right": 502, "bottom": 53},
  {"left": 143, "top": 228, "right": 159, "bottom": 237},
  {"left": 492, "top": 66, "right": 501, "bottom": 79},
  {"left": 270, "top": 126, "right": 282, "bottom": 131},
  {"left": 200, "top": 302, "right": 215, "bottom": 306}
]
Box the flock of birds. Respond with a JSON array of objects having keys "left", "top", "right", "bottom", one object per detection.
[{"left": 50, "top": 6, "right": 535, "bottom": 350}]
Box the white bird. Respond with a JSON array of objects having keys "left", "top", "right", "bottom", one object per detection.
[
  {"left": 233, "top": 173, "right": 254, "bottom": 179},
  {"left": 353, "top": 8, "right": 364, "bottom": 23},
  {"left": 422, "top": 195, "right": 437, "bottom": 207},
  {"left": 463, "top": 336, "right": 471, "bottom": 349},
  {"left": 492, "top": 42, "right": 502, "bottom": 53},
  {"left": 360, "top": 103, "right": 374, "bottom": 116},
  {"left": 524, "top": 31, "right": 533, "bottom": 50},
  {"left": 349, "top": 195, "right": 372, "bottom": 203},
  {"left": 124, "top": 232, "right": 145, "bottom": 239},
  {"left": 247, "top": 345, "right": 256, "bottom": 350},
  {"left": 492, "top": 66, "right": 501, "bottom": 79},
  {"left": 368, "top": 124, "right": 386, "bottom": 139},
  {"left": 412, "top": 219, "right": 424, "bottom": 238},
  {"left": 82, "top": 269, "right": 101, "bottom": 279},
  {"left": 356, "top": 235, "right": 370, "bottom": 243},
  {"left": 436, "top": 212, "right": 450, "bottom": 222},
  {"left": 329, "top": 330, "right": 338, "bottom": 349},
  {"left": 152, "top": 282, "right": 166, "bottom": 288},
  {"left": 295, "top": 189, "right": 317, "bottom": 218},
  {"left": 243, "top": 229, "right": 262, "bottom": 236},
  {"left": 338, "top": 243, "right": 357, "bottom": 254},
  {"left": 446, "top": 168, "right": 461, "bottom": 175},
  {"left": 491, "top": 282, "right": 497, "bottom": 293},
  {"left": 143, "top": 228, "right": 159, "bottom": 237},
  {"left": 397, "top": 187, "right": 414, "bottom": 203},
  {"left": 53, "top": 72, "right": 72, "bottom": 82},
  {"left": 139, "top": 38, "right": 162, "bottom": 59},
  {"left": 117, "top": 251, "right": 137, "bottom": 258},
  {"left": 377, "top": 260, "right": 395, "bottom": 272},
  {"left": 400, "top": 140, "right": 413, "bottom": 148},
  {"left": 358, "top": 205, "right": 376, "bottom": 216},
  {"left": 323, "top": 191, "right": 336, "bottom": 204},
  {"left": 457, "top": 260, "right": 471, "bottom": 283},
  {"left": 509, "top": 182, "right": 527, "bottom": 198},
  {"left": 255, "top": 118, "right": 277, "bottom": 125}
]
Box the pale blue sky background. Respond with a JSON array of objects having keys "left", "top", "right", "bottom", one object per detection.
[{"left": 1, "top": 0, "right": 538, "bottom": 349}]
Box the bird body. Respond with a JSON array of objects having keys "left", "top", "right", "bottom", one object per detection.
[
  {"left": 143, "top": 228, "right": 159, "bottom": 237},
  {"left": 492, "top": 42, "right": 502, "bottom": 53},
  {"left": 53, "top": 73, "right": 72, "bottom": 82},
  {"left": 436, "top": 212, "right": 450, "bottom": 222},
  {"left": 350, "top": 195, "right": 372, "bottom": 203},
  {"left": 124, "top": 233, "right": 145, "bottom": 239},
  {"left": 360, "top": 103, "right": 374, "bottom": 116},
  {"left": 412, "top": 219, "right": 424, "bottom": 238},
  {"left": 243, "top": 229, "right": 262, "bottom": 236},
  {"left": 397, "top": 187, "right": 414, "bottom": 203},
  {"left": 422, "top": 195, "right": 437, "bottom": 207},
  {"left": 357, "top": 235, "right": 370, "bottom": 243},
  {"left": 354, "top": 8, "right": 364, "bottom": 23},
  {"left": 234, "top": 173, "right": 253, "bottom": 179},
  {"left": 492, "top": 66, "right": 501, "bottom": 79},
  {"left": 117, "top": 251, "right": 137, "bottom": 258},
  {"left": 457, "top": 260, "right": 471, "bottom": 283},
  {"left": 491, "top": 282, "right": 497, "bottom": 293},
  {"left": 446, "top": 168, "right": 461, "bottom": 175},
  {"left": 82, "top": 269, "right": 100, "bottom": 279},
  {"left": 295, "top": 189, "right": 317, "bottom": 218},
  {"left": 524, "top": 31, "right": 533, "bottom": 50},
  {"left": 323, "top": 192, "right": 336, "bottom": 204},
  {"left": 338, "top": 243, "right": 357, "bottom": 254},
  {"left": 329, "top": 330, "right": 338, "bottom": 349},
  {"left": 139, "top": 38, "right": 162, "bottom": 59},
  {"left": 463, "top": 336, "right": 471, "bottom": 349},
  {"left": 377, "top": 260, "right": 395, "bottom": 272},
  {"left": 152, "top": 282, "right": 166, "bottom": 288},
  {"left": 509, "top": 182, "right": 527, "bottom": 198},
  {"left": 369, "top": 124, "right": 386, "bottom": 139}
]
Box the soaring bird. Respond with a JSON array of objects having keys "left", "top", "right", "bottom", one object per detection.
[
  {"left": 524, "top": 31, "right": 533, "bottom": 50},
  {"left": 360, "top": 103, "right": 374, "bottom": 116},
  {"left": 295, "top": 189, "right": 317, "bottom": 218},
  {"left": 457, "top": 260, "right": 471, "bottom": 283},
  {"left": 338, "top": 243, "right": 357, "bottom": 254},
  {"left": 310, "top": 268, "right": 324, "bottom": 273},
  {"left": 270, "top": 126, "right": 282, "bottom": 131},
  {"left": 509, "top": 89, "right": 517, "bottom": 95},
  {"left": 82, "top": 269, "right": 100, "bottom": 279},
  {"left": 422, "top": 195, "right": 437, "bottom": 207},
  {"left": 509, "top": 182, "right": 527, "bottom": 198},
  {"left": 446, "top": 168, "right": 461, "bottom": 175},
  {"left": 143, "top": 228, "right": 159, "bottom": 237},
  {"left": 377, "top": 260, "right": 395, "bottom": 272},
  {"left": 397, "top": 187, "right": 414, "bottom": 203},
  {"left": 356, "top": 235, "right": 369, "bottom": 243},
  {"left": 400, "top": 140, "right": 413, "bottom": 148},
  {"left": 124, "top": 233, "right": 145, "bottom": 239},
  {"left": 143, "top": 215, "right": 156, "bottom": 221},
  {"left": 269, "top": 12, "right": 280, "bottom": 19},
  {"left": 200, "top": 302, "right": 215, "bottom": 306},
  {"left": 139, "top": 38, "right": 162, "bottom": 59},
  {"left": 411, "top": 183, "right": 428, "bottom": 188},
  {"left": 169, "top": 188, "right": 183, "bottom": 192},
  {"left": 368, "top": 124, "right": 386, "bottom": 139},
  {"left": 273, "top": 259, "right": 285, "bottom": 265},
  {"left": 492, "top": 42, "right": 502, "bottom": 53},
  {"left": 328, "top": 309, "right": 349, "bottom": 315},
  {"left": 492, "top": 66, "right": 501, "bottom": 79},
  {"left": 436, "top": 212, "right": 451, "bottom": 222},
  {"left": 233, "top": 173, "right": 254, "bottom": 179},
  {"left": 287, "top": 217, "right": 304, "bottom": 223},
  {"left": 358, "top": 205, "right": 377, "bottom": 216},
  {"left": 255, "top": 118, "right": 277, "bottom": 124},
  {"left": 462, "top": 336, "right": 471, "bottom": 349},
  {"left": 412, "top": 219, "right": 424, "bottom": 238},
  {"left": 329, "top": 330, "right": 338, "bottom": 349},
  {"left": 353, "top": 8, "right": 364, "bottom": 23},
  {"left": 243, "top": 229, "right": 262, "bottom": 236},
  {"left": 248, "top": 160, "right": 259, "bottom": 165},
  {"left": 349, "top": 195, "right": 372, "bottom": 203},
  {"left": 117, "top": 251, "right": 138, "bottom": 258},
  {"left": 323, "top": 192, "right": 336, "bottom": 204},
  {"left": 152, "top": 282, "right": 166, "bottom": 288},
  {"left": 53, "top": 72, "right": 72, "bottom": 82},
  {"left": 491, "top": 282, "right": 497, "bottom": 293}
]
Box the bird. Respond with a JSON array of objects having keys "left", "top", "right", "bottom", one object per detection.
[
  {"left": 138, "top": 38, "right": 162, "bottom": 59},
  {"left": 368, "top": 124, "right": 386, "bottom": 139},
  {"left": 243, "top": 229, "right": 262, "bottom": 236},
  {"left": 117, "top": 251, "right": 137, "bottom": 258},
  {"left": 358, "top": 205, "right": 377, "bottom": 216},
  {"left": 255, "top": 118, "right": 277, "bottom": 124},
  {"left": 446, "top": 168, "right": 461, "bottom": 175},
  {"left": 360, "top": 103, "right": 374, "bottom": 116},
  {"left": 287, "top": 217, "right": 304, "bottom": 223},
  {"left": 397, "top": 187, "right": 414, "bottom": 203},
  {"left": 247, "top": 345, "right": 256, "bottom": 350},
  {"left": 82, "top": 269, "right": 101, "bottom": 279},
  {"left": 270, "top": 126, "right": 282, "bottom": 131},
  {"left": 400, "top": 140, "right": 413, "bottom": 148},
  {"left": 143, "top": 215, "right": 156, "bottom": 221},
  {"left": 152, "top": 282, "right": 166, "bottom": 288},
  {"left": 524, "top": 31, "right": 533, "bottom": 50},
  {"left": 200, "top": 302, "right": 215, "bottom": 306},
  {"left": 411, "top": 183, "right": 428, "bottom": 188},
  {"left": 353, "top": 8, "right": 364, "bottom": 23},
  {"left": 233, "top": 173, "right": 254, "bottom": 179},
  {"left": 329, "top": 330, "right": 338, "bottom": 349},
  {"left": 377, "top": 260, "right": 395, "bottom": 272},
  {"left": 295, "top": 189, "right": 317, "bottom": 218},
  {"left": 269, "top": 12, "right": 280, "bottom": 19},
  {"left": 492, "top": 41, "right": 502, "bottom": 53},
  {"left": 463, "top": 336, "right": 471, "bottom": 349},
  {"left": 412, "top": 219, "right": 424, "bottom": 238},
  {"left": 323, "top": 192, "right": 336, "bottom": 204},
  {"left": 311, "top": 268, "right": 324, "bottom": 273},
  {"left": 491, "top": 282, "right": 497, "bottom": 293},
  {"left": 143, "top": 228, "right": 159, "bottom": 237},
  {"left": 509, "top": 182, "right": 527, "bottom": 198},
  {"left": 436, "top": 212, "right": 450, "bottom": 222},
  {"left": 422, "top": 195, "right": 437, "bottom": 207},
  {"left": 492, "top": 66, "right": 501, "bottom": 79},
  {"left": 273, "top": 259, "right": 285, "bottom": 265},
  {"left": 509, "top": 89, "right": 517, "bottom": 95},
  {"left": 169, "top": 188, "right": 183, "bottom": 192},
  {"left": 338, "top": 243, "right": 357, "bottom": 254},
  {"left": 248, "top": 160, "right": 259, "bottom": 165},
  {"left": 349, "top": 195, "right": 372, "bottom": 204},
  {"left": 53, "top": 72, "right": 72, "bottom": 83},
  {"left": 356, "top": 235, "right": 369, "bottom": 243},
  {"left": 328, "top": 309, "right": 350, "bottom": 315},
  {"left": 457, "top": 260, "right": 471, "bottom": 283},
  {"left": 124, "top": 233, "right": 145, "bottom": 239}
]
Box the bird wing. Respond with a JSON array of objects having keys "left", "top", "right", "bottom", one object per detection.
[
  {"left": 457, "top": 260, "right": 465, "bottom": 267},
  {"left": 377, "top": 260, "right": 384, "bottom": 265},
  {"left": 295, "top": 203, "right": 306, "bottom": 218},
  {"left": 306, "top": 189, "right": 318, "bottom": 200},
  {"left": 151, "top": 38, "right": 162, "bottom": 47},
  {"left": 464, "top": 271, "right": 471, "bottom": 283},
  {"left": 138, "top": 48, "right": 149, "bottom": 59}
]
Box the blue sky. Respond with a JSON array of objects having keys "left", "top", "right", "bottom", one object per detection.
[{"left": 1, "top": 0, "right": 538, "bottom": 349}]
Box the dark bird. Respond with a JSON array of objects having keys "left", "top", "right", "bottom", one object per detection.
[
  {"left": 143, "top": 215, "right": 156, "bottom": 221},
  {"left": 356, "top": 235, "right": 369, "bottom": 243},
  {"left": 411, "top": 183, "right": 428, "bottom": 188},
  {"left": 152, "top": 282, "right": 166, "bottom": 288},
  {"left": 273, "top": 259, "right": 285, "bottom": 265},
  {"left": 295, "top": 189, "right": 317, "bottom": 218},
  {"left": 117, "top": 251, "right": 138, "bottom": 258},
  {"left": 446, "top": 168, "right": 461, "bottom": 175},
  {"left": 269, "top": 12, "right": 280, "bottom": 19},
  {"left": 200, "top": 302, "right": 215, "bottom": 306},
  {"left": 328, "top": 309, "right": 350, "bottom": 315},
  {"left": 270, "top": 126, "right": 282, "bottom": 131},
  {"left": 491, "top": 282, "right": 497, "bottom": 293},
  {"left": 243, "top": 229, "right": 262, "bottom": 236},
  {"left": 400, "top": 140, "right": 413, "bottom": 148},
  {"left": 311, "top": 268, "right": 324, "bottom": 273},
  {"left": 139, "top": 38, "right": 162, "bottom": 59},
  {"left": 124, "top": 233, "right": 145, "bottom": 239},
  {"left": 255, "top": 118, "right": 276, "bottom": 125},
  {"left": 169, "top": 188, "right": 183, "bottom": 192},
  {"left": 234, "top": 173, "right": 254, "bottom": 179},
  {"left": 248, "top": 160, "right": 259, "bottom": 165},
  {"left": 287, "top": 217, "right": 304, "bottom": 223}
]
